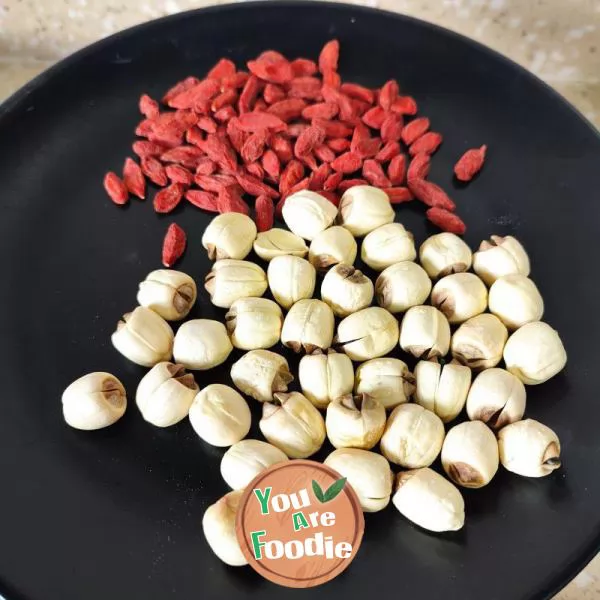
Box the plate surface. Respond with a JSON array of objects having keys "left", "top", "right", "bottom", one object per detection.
[{"left": 0, "top": 3, "right": 599, "bottom": 599}]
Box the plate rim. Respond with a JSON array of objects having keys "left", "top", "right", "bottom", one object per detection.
[{"left": 0, "top": 2, "right": 599, "bottom": 599}]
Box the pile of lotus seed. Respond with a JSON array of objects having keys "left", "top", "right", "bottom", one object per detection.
[{"left": 61, "top": 185, "right": 567, "bottom": 566}]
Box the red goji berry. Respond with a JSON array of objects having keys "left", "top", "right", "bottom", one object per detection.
[
  {"left": 246, "top": 162, "right": 266, "bottom": 180},
  {"left": 383, "top": 187, "right": 414, "bottom": 204},
  {"left": 261, "top": 149, "right": 281, "bottom": 180},
  {"left": 237, "top": 112, "right": 287, "bottom": 132},
  {"left": 301, "top": 153, "right": 319, "bottom": 172},
  {"left": 362, "top": 159, "right": 391, "bottom": 187},
  {"left": 154, "top": 183, "right": 185, "bottom": 213},
  {"left": 362, "top": 106, "right": 386, "bottom": 129},
  {"left": 215, "top": 106, "right": 237, "bottom": 123},
  {"left": 407, "top": 153, "right": 431, "bottom": 181},
  {"left": 327, "top": 138, "right": 351, "bottom": 153},
  {"left": 337, "top": 178, "right": 368, "bottom": 192},
  {"left": 379, "top": 80, "right": 399, "bottom": 111},
  {"left": 255, "top": 195, "right": 275, "bottom": 232},
  {"left": 301, "top": 102, "right": 339, "bottom": 121},
  {"left": 165, "top": 164, "right": 194, "bottom": 186},
  {"left": 186, "top": 126, "right": 205, "bottom": 147},
  {"left": 279, "top": 159, "right": 305, "bottom": 195},
  {"left": 322, "top": 69, "right": 342, "bottom": 89},
  {"left": 218, "top": 185, "right": 250, "bottom": 214},
  {"left": 203, "top": 134, "right": 238, "bottom": 172},
  {"left": 401, "top": 117, "right": 430, "bottom": 146},
  {"left": 408, "top": 179, "right": 456, "bottom": 211},
  {"left": 426, "top": 208, "right": 466, "bottom": 234},
  {"left": 139, "top": 94, "right": 159, "bottom": 119},
  {"left": 269, "top": 134, "right": 294, "bottom": 164},
  {"left": 331, "top": 152, "right": 362, "bottom": 174},
  {"left": 257, "top": 50, "right": 287, "bottom": 64},
  {"left": 238, "top": 75, "right": 262, "bottom": 113},
  {"left": 454, "top": 145, "right": 487, "bottom": 182},
  {"left": 340, "top": 83, "right": 375, "bottom": 104},
  {"left": 185, "top": 190, "right": 219, "bottom": 212},
  {"left": 409, "top": 132, "right": 443, "bottom": 156},
  {"left": 247, "top": 58, "right": 294, "bottom": 84},
  {"left": 381, "top": 113, "right": 404, "bottom": 143},
  {"left": 294, "top": 124, "right": 326, "bottom": 158},
  {"left": 195, "top": 157, "right": 217, "bottom": 176},
  {"left": 162, "top": 77, "right": 199, "bottom": 105},
  {"left": 266, "top": 98, "right": 307, "bottom": 122},
  {"left": 241, "top": 129, "right": 270, "bottom": 163},
  {"left": 104, "top": 171, "right": 128, "bottom": 205},
  {"left": 286, "top": 123, "right": 310, "bottom": 138},
  {"left": 133, "top": 140, "right": 167, "bottom": 158},
  {"left": 263, "top": 83, "right": 286, "bottom": 104},
  {"left": 207, "top": 58, "right": 236, "bottom": 80},
  {"left": 321, "top": 85, "right": 355, "bottom": 122},
  {"left": 318, "top": 39, "right": 340, "bottom": 74},
  {"left": 287, "top": 77, "right": 323, "bottom": 101},
  {"left": 309, "top": 163, "right": 331, "bottom": 191},
  {"left": 375, "top": 141, "right": 401, "bottom": 162},
  {"left": 194, "top": 174, "right": 239, "bottom": 193},
  {"left": 162, "top": 223, "right": 186, "bottom": 267},
  {"left": 141, "top": 157, "right": 168, "bottom": 186},
  {"left": 313, "top": 119, "right": 353, "bottom": 139},
  {"left": 314, "top": 144, "right": 336, "bottom": 163},
  {"left": 290, "top": 58, "right": 318, "bottom": 77},
  {"left": 391, "top": 96, "right": 418, "bottom": 115},
  {"left": 235, "top": 173, "right": 279, "bottom": 199},
  {"left": 135, "top": 118, "right": 154, "bottom": 138},
  {"left": 122, "top": 158, "right": 146, "bottom": 199},
  {"left": 350, "top": 99, "right": 371, "bottom": 117},
  {"left": 196, "top": 116, "right": 218, "bottom": 133},
  {"left": 323, "top": 172, "right": 343, "bottom": 192},
  {"left": 222, "top": 71, "right": 250, "bottom": 90},
  {"left": 168, "top": 79, "right": 221, "bottom": 109},
  {"left": 353, "top": 137, "right": 382, "bottom": 159},
  {"left": 226, "top": 117, "right": 247, "bottom": 153},
  {"left": 160, "top": 146, "right": 204, "bottom": 169},
  {"left": 212, "top": 89, "right": 238, "bottom": 111},
  {"left": 387, "top": 154, "right": 406, "bottom": 186}
]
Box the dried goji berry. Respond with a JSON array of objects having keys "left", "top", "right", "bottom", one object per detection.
[
  {"left": 353, "top": 137, "right": 382, "bottom": 159},
  {"left": 122, "top": 158, "right": 146, "bottom": 200},
  {"left": 269, "top": 134, "right": 294, "bottom": 163},
  {"left": 313, "top": 119, "right": 353, "bottom": 138},
  {"left": 290, "top": 58, "right": 318, "bottom": 77},
  {"left": 309, "top": 163, "right": 331, "bottom": 190},
  {"left": 454, "top": 145, "right": 487, "bottom": 182},
  {"left": 287, "top": 77, "right": 323, "bottom": 101},
  {"left": 426, "top": 208, "right": 466, "bottom": 234},
  {"left": 375, "top": 141, "right": 401, "bottom": 162},
  {"left": 222, "top": 71, "right": 250, "bottom": 90},
  {"left": 141, "top": 157, "right": 168, "bottom": 186},
  {"left": 266, "top": 98, "right": 307, "bottom": 122},
  {"left": 340, "top": 83, "right": 375, "bottom": 104},
  {"left": 408, "top": 179, "right": 456, "bottom": 211},
  {"left": 351, "top": 122, "right": 370, "bottom": 147},
  {"left": 218, "top": 185, "right": 250, "bottom": 214},
  {"left": 321, "top": 85, "right": 355, "bottom": 122},
  {"left": 213, "top": 106, "right": 236, "bottom": 124},
  {"left": 255, "top": 195, "right": 275, "bottom": 232},
  {"left": 301, "top": 102, "right": 339, "bottom": 121},
  {"left": 139, "top": 94, "right": 159, "bottom": 119},
  {"left": 254, "top": 98, "right": 268, "bottom": 112},
  {"left": 238, "top": 112, "right": 286, "bottom": 132},
  {"left": 279, "top": 159, "right": 305, "bottom": 194},
  {"left": 246, "top": 162, "right": 266, "bottom": 180},
  {"left": 409, "top": 132, "right": 443, "bottom": 156},
  {"left": 154, "top": 183, "right": 185, "bottom": 213},
  {"left": 247, "top": 59, "right": 294, "bottom": 84},
  {"left": 207, "top": 58, "right": 236, "bottom": 80},
  {"left": 195, "top": 174, "right": 239, "bottom": 193},
  {"left": 361, "top": 106, "right": 386, "bottom": 129},
  {"left": 362, "top": 159, "right": 391, "bottom": 187},
  {"left": 350, "top": 99, "right": 371, "bottom": 117},
  {"left": 135, "top": 118, "right": 154, "bottom": 138},
  {"left": 263, "top": 83, "right": 286, "bottom": 105},
  {"left": 185, "top": 190, "right": 219, "bottom": 212},
  {"left": 323, "top": 172, "right": 343, "bottom": 192},
  {"left": 162, "top": 223, "right": 186, "bottom": 267},
  {"left": 212, "top": 89, "right": 238, "bottom": 111},
  {"left": 318, "top": 39, "right": 340, "bottom": 74},
  {"left": 407, "top": 153, "right": 431, "bottom": 181},
  {"left": 168, "top": 79, "right": 221, "bottom": 109},
  {"left": 387, "top": 154, "right": 406, "bottom": 185},
  {"left": 401, "top": 117, "right": 430, "bottom": 146},
  {"left": 226, "top": 117, "right": 247, "bottom": 153},
  {"left": 257, "top": 50, "right": 287, "bottom": 64},
  {"left": 173, "top": 109, "right": 199, "bottom": 130},
  {"left": 165, "top": 164, "right": 194, "bottom": 186},
  {"left": 196, "top": 116, "right": 218, "bottom": 133},
  {"left": 331, "top": 152, "right": 362, "bottom": 174},
  {"left": 235, "top": 172, "right": 279, "bottom": 198},
  {"left": 133, "top": 140, "right": 167, "bottom": 158},
  {"left": 238, "top": 75, "right": 262, "bottom": 113},
  {"left": 383, "top": 187, "right": 414, "bottom": 204},
  {"left": 203, "top": 134, "right": 238, "bottom": 172},
  {"left": 285, "top": 176, "right": 311, "bottom": 197},
  {"left": 104, "top": 171, "right": 128, "bottom": 205},
  {"left": 379, "top": 80, "right": 399, "bottom": 111},
  {"left": 195, "top": 157, "right": 217, "bottom": 176},
  {"left": 162, "top": 77, "right": 199, "bottom": 105},
  {"left": 314, "top": 144, "right": 336, "bottom": 163},
  {"left": 381, "top": 113, "right": 404, "bottom": 143},
  {"left": 160, "top": 146, "right": 204, "bottom": 169},
  {"left": 391, "top": 96, "right": 418, "bottom": 115},
  {"left": 294, "top": 124, "right": 326, "bottom": 157},
  {"left": 261, "top": 149, "right": 281, "bottom": 180},
  {"left": 301, "top": 153, "right": 319, "bottom": 172},
  {"left": 186, "top": 126, "right": 205, "bottom": 147},
  {"left": 286, "top": 123, "right": 309, "bottom": 138},
  {"left": 147, "top": 130, "right": 183, "bottom": 148},
  {"left": 327, "top": 138, "right": 351, "bottom": 153},
  {"left": 242, "top": 129, "right": 270, "bottom": 163},
  {"left": 337, "top": 178, "right": 368, "bottom": 192},
  {"left": 322, "top": 69, "right": 342, "bottom": 89}
]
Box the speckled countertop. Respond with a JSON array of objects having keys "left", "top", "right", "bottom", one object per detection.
[{"left": 0, "top": 0, "right": 599, "bottom": 598}]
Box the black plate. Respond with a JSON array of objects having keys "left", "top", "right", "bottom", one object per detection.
[{"left": 1, "top": 2, "right": 599, "bottom": 599}]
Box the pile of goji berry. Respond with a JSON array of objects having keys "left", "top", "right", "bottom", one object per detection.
[{"left": 103, "top": 40, "right": 487, "bottom": 267}]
